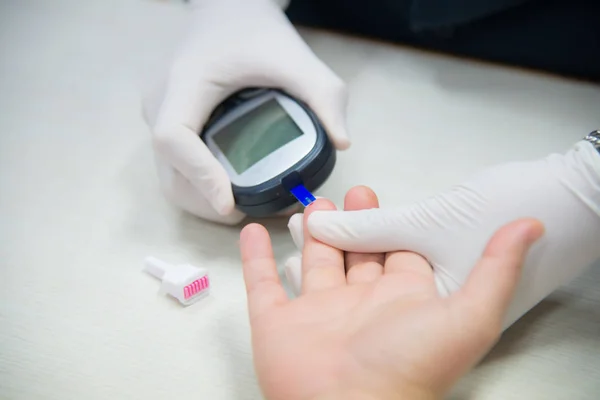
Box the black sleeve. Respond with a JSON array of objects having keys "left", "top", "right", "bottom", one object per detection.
[{"left": 286, "top": 0, "right": 600, "bottom": 83}]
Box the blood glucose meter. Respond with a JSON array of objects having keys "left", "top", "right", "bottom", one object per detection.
[{"left": 200, "top": 88, "right": 336, "bottom": 217}]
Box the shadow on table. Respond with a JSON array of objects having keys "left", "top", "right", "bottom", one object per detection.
[
  {"left": 118, "top": 141, "right": 298, "bottom": 264},
  {"left": 484, "top": 300, "right": 563, "bottom": 360},
  {"left": 211, "top": 299, "right": 265, "bottom": 400},
  {"left": 446, "top": 298, "right": 562, "bottom": 400},
  {"left": 171, "top": 210, "right": 296, "bottom": 260},
  {"left": 446, "top": 267, "right": 600, "bottom": 399}
]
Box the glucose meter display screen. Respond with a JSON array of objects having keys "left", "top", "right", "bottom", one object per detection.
[{"left": 213, "top": 99, "right": 304, "bottom": 174}]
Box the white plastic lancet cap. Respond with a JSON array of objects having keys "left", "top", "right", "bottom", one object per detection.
[
  {"left": 144, "top": 257, "right": 171, "bottom": 280},
  {"left": 143, "top": 256, "right": 210, "bottom": 306}
]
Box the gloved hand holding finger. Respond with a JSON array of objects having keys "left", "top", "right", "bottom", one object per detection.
[
  {"left": 306, "top": 140, "right": 600, "bottom": 329},
  {"left": 143, "top": 0, "right": 350, "bottom": 224}
]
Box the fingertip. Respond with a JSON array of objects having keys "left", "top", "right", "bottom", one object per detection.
[
  {"left": 240, "top": 223, "right": 268, "bottom": 246},
  {"left": 344, "top": 185, "right": 379, "bottom": 210},
  {"left": 305, "top": 198, "right": 337, "bottom": 214},
  {"left": 241, "top": 222, "right": 263, "bottom": 232},
  {"left": 345, "top": 185, "right": 375, "bottom": 199},
  {"left": 240, "top": 223, "right": 276, "bottom": 281}
]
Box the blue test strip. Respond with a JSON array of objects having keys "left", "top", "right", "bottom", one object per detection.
[{"left": 289, "top": 184, "right": 316, "bottom": 207}]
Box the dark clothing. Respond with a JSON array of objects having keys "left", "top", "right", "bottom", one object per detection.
[{"left": 286, "top": 0, "right": 600, "bottom": 82}]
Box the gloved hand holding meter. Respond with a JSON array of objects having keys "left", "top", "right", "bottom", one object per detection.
[
  {"left": 142, "top": 0, "right": 600, "bottom": 398},
  {"left": 143, "top": 0, "right": 348, "bottom": 225}
]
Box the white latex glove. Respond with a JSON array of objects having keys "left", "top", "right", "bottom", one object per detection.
[
  {"left": 286, "top": 140, "right": 600, "bottom": 329},
  {"left": 142, "top": 0, "right": 350, "bottom": 224}
]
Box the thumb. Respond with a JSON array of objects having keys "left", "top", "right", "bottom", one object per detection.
[
  {"left": 453, "top": 218, "right": 545, "bottom": 333},
  {"left": 156, "top": 157, "right": 246, "bottom": 225},
  {"left": 153, "top": 74, "right": 236, "bottom": 215},
  {"left": 283, "top": 60, "right": 351, "bottom": 150},
  {"left": 307, "top": 207, "right": 432, "bottom": 254}
]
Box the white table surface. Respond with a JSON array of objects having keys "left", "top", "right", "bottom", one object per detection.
[{"left": 1, "top": 1, "right": 599, "bottom": 399}]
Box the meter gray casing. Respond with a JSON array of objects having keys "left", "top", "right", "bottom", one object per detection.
[{"left": 200, "top": 88, "right": 336, "bottom": 218}]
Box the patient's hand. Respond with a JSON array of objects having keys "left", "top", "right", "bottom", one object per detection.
[{"left": 239, "top": 186, "right": 543, "bottom": 400}]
